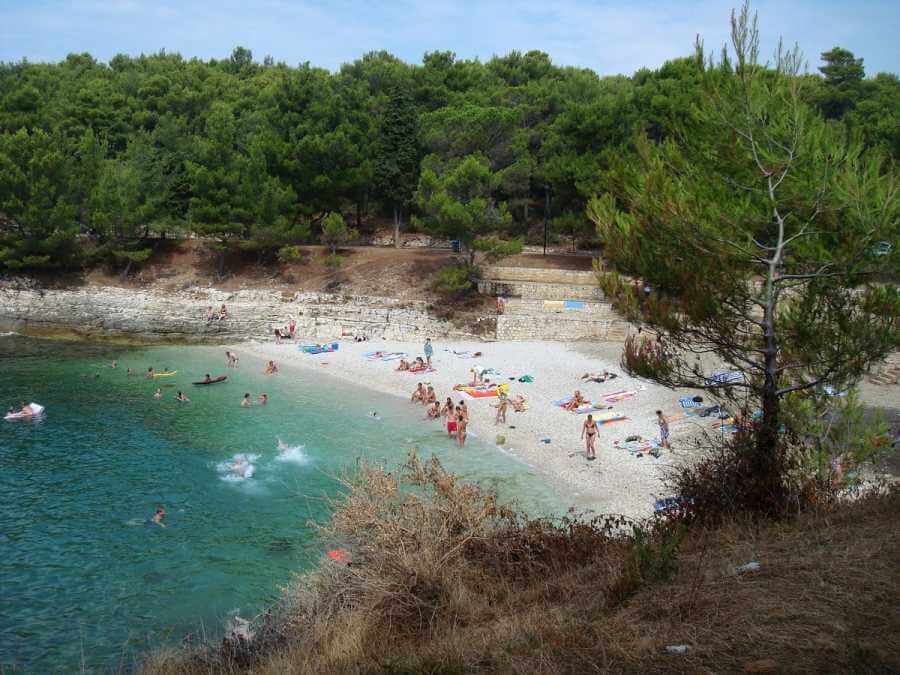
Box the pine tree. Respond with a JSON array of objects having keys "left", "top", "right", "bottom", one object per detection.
[{"left": 373, "top": 84, "right": 419, "bottom": 247}]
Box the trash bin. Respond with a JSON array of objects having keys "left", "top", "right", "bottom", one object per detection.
[{"left": 451, "top": 239, "right": 461, "bottom": 253}]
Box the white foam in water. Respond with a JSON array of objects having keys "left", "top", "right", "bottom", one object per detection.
[
  {"left": 217, "top": 453, "right": 259, "bottom": 481},
  {"left": 0, "top": 331, "right": 17, "bottom": 337},
  {"left": 275, "top": 438, "right": 310, "bottom": 465}
]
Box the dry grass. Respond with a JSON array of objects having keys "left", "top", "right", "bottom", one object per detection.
[{"left": 143, "top": 456, "right": 900, "bottom": 675}]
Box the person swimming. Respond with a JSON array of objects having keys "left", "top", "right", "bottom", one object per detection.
[
  {"left": 241, "top": 393, "right": 252, "bottom": 407},
  {"left": 146, "top": 367, "right": 155, "bottom": 379},
  {"left": 153, "top": 388, "right": 162, "bottom": 400},
  {"left": 175, "top": 391, "right": 189, "bottom": 402},
  {"left": 258, "top": 393, "right": 268, "bottom": 405},
  {"left": 146, "top": 506, "right": 166, "bottom": 528}
]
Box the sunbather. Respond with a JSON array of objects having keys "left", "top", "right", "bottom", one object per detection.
[
  {"left": 581, "top": 370, "right": 617, "bottom": 383},
  {"left": 396, "top": 359, "right": 410, "bottom": 371},
  {"left": 563, "top": 390, "right": 586, "bottom": 411},
  {"left": 510, "top": 394, "right": 528, "bottom": 412}
]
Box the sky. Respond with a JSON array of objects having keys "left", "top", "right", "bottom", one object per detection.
[{"left": 1, "top": 0, "right": 898, "bottom": 77}]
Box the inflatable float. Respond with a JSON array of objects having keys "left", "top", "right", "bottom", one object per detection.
[
  {"left": 152, "top": 371, "right": 178, "bottom": 378},
  {"left": 300, "top": 342, "right": 339, "bottom": 354},
  {"left": 192, "top": 375, "right": 228, "bottom": 385},
  {"left": 4, "top": 403, "right": 45, "bottom": 420}
]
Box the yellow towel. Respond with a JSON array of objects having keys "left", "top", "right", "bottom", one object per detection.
[{"left": 543, "top": 300, "right": 565, "bottom": 310}]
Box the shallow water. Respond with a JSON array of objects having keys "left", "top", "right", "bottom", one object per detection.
[{"left": 0, "top": 336, "right": 567, "bottom": 672}]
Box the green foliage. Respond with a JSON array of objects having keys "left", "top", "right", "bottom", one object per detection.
[
  {"left": 320, "top": 212, "right": 358, "bottom": 254},
  {"left": 472, "top": 235, "right": 523, "bottom": 260},
  {"left": 629, "top": 523, "right": 685, "bottom": 584},
  {"left": 430, "top": 264, "right": 477, "bottom": 299},
  {"left": 324, "top": 253, "right": 344, "bottom": 268},
  {"left": 589, "top": 4, "right": 899, "bottom": 513},
  {"left": 414, "top": 153, "right": 512, "bottom": 260},
  {"left": 0, "top": 24, "right": 895, "bottom": 273},
  {"left": 276, "top": 245, "right": 305, "bottom": 264}
]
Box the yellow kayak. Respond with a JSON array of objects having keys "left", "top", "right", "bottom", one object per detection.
[{"left": 152, "top": 371, "right": 177, "bottom": 378}]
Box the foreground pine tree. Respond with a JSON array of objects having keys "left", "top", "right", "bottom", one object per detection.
[{"left": 589, "top": 2, "right": 898, "bottom": 511}]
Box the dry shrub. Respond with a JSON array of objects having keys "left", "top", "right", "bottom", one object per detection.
[{"left": 142, "top": 458, "right": 899, "bottom": 674}]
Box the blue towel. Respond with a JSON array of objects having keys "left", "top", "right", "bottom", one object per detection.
[
  {"left": 708, "top": 370, "right": 742, "bottom": 385},
  {"left": 679, "top": 397, "right": 703, "bottom": 408},
  {"left": 564, "top": 300, "right": 585, "bottom": 310}
]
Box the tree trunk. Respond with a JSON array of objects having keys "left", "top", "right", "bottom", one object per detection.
[
  {"left": 543, "top": 185, "right": 551, "bottom": 255},
  {"left": 393, "top": 204, "right": 400, "bottom": 249}
]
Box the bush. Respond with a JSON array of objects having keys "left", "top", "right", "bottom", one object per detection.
[
  {"left": 277, "top": 245, "right": 304, "bottom": 264},
  {"left": 324, "top": 253, "right": 344, "bottom": 268},
  {"left": 472, "top": 235, "right": 523, "bottom": 260},
  {"left": 430, "top": 264, "right": 478, "bottom": 299}
]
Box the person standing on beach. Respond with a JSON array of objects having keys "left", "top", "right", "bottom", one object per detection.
[
  {"left": 424, "top": 338, "right": 433, "bottom": 368},
  {"left": 581, "top": 414, "right": 598, "bottom": 460},
  {"left": 456, "top": 410, "right": 468, "bottom": 448},
  {"left": 656, "top": 410, "right": 670, "bottom": 449},
  {"left": 493, "top": 393, "right": 508, "bottom": 425}
]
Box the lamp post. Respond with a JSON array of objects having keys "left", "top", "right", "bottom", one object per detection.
[{"left": 543, "top": 184, "right": 551, "bottom": 256}]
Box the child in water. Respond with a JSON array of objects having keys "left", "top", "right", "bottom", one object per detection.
[{"left": 153, "top": 388, "right": 162, "bottom": 399}]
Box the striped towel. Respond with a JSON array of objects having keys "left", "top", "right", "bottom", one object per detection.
[
  {"left": 604, "top": 390, "right": 637, "bottom": 403},
  {"left": 679, "top": 397, "right": 703, "bottom": 408}
]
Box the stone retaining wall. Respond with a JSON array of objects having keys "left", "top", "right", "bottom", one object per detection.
[
  {"left": 480, "top": 266, "right": 599, "bottom": 285},
  {"left": 477, "top": 279, "right": 603, "bottom": 301},
  {"left": 0, "top": 285, "right": 469, "bottom": 343},
  {"left": 496, "top": 314, "right": 630, "bottom": 341}
]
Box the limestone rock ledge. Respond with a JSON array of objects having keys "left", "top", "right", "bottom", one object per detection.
[{"left": 0, "top": 284, "right": 471, "bottom": 344}]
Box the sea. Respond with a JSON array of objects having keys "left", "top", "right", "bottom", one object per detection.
[{"left": 0, "top": 334, "right": 568, "bottom": 672}]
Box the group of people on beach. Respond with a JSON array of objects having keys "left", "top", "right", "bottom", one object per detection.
[
  {"left": 410, "top": 381, "right": 469, "bottom": 447},
  {"left": 274, "top": 317, "right": 297, "bottom": 343},
  {"left": 205, "top": 304, "right": 229, "bottom": 322}
]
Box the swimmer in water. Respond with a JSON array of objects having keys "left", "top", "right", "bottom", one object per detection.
[
  {"left": 153, "top": 388, "right": 162, "bottom": 399},
  {"left": 150, "top": 506, "right": 166, "bottom": 528},
  {"left": 258, "top": 393, "right": 268, "bottom": 405},
  {"left": 277, "top": 437, "right": 289, "bottom": 453},
  {"left": 146, "top": 367, "right": 155, "bottom": 379},
  {"left": 175, "top": 391, "right": 189, "bottom": 402},
  {"left": 241, "top": 393, "right": 252, "bottom": 407},
  {"left": 111, "top": 360, "right": 117, "bottom": 369},
  {"left": 127, "top": 367, "right": 134, "bottom": 376}
]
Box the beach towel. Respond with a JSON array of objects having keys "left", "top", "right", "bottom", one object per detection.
[
  {"left": 603, "top": 390, "right": 637, "bottom": 403},
  {"left": 564, "top": 300, "right": 585, "bottom": 310},
  {"left": 543, "top": 300, "right": 565, "bottom": 311},
  {"left": 707, "top": 370, "right": 743, "bottom": 385},
  {"left": 554, "top": 396, "right": 592, "bottom": 408},
  {"left": 301, "top": 342, "right": 338, "bottom": 354},
  {"left": 679, "top": 397, "right": 703, "bottom": 408},
  {"left": 408, "top": 366, "right": 436, "bottom": 374},
  {"left": 518, "top": 375, "right": 534, "bottom": 383},
  {"left": 654, "top": 496, "right": 685, "bottom": 512}
]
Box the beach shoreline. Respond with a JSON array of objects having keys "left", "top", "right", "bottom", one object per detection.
[{"left": 233, "top": 337, "right": 714, "bottom": 519}]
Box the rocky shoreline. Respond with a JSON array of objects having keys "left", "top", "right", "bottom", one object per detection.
[{"left": 0, "top": 283, "right": 478, "bottom": 344}]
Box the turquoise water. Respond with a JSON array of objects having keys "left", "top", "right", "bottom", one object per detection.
[{"left": 0, "top": 336, "right": 567, "bottom": 672}]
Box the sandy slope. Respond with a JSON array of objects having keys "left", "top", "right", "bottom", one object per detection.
[{"left": 234, "top": 338, "right": 730, "bottom": 519}]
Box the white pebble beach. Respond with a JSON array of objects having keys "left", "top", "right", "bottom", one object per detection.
[{"left": 237, "top": 338, "right": 731, "bottom": 519}]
